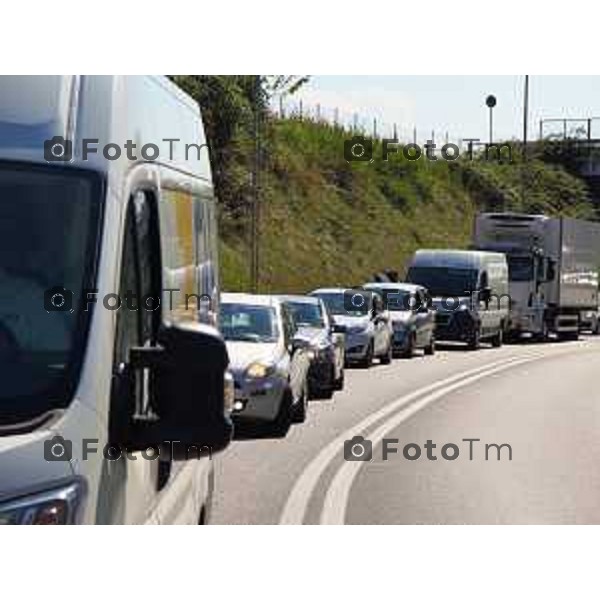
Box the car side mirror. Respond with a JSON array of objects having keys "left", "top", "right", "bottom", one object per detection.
[
  {"left": 125, "top": 321, "right": 233, "bottom": 460},
  {"left": 289, "top": 335, "right": 308, "bottom": 354},
  {"left": 331, "top": 323, "right": 347, "bottom": 334},
  {"left": 479, "top": 287, "right": 492, "bottom": 303}
]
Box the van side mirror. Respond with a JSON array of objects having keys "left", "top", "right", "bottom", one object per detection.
[
  {"left": 331, "top": 323, "right": 347, "bottom": 334},
  {"left": 126, "top": 321, "right": 233, "bottom": 460}
]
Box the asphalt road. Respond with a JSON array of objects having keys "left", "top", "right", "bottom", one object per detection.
[{"left": 211, "top": 337, "right": 600, "bottom": 524}]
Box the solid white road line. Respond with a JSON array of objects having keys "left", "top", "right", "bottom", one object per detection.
[
  {"left": 279, "top": 354, "right": 540, "bottom": 525},
  {"left": 319, "top": 355, "right": 540, "bottom": 524}
]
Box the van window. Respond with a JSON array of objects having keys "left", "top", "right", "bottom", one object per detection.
[
  {"left": 159, "top": 189, "right": 198, "bottom": 324},
  {"left": 194, "top": 193, "right": 218, "bottom": 324},
  {"left": 0, "top": 163, "right": 102, "bottom": 423}
]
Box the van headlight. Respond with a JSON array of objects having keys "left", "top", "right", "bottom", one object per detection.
[
  {"left": 0, "top": 480, "right": 86, "bottom": 525},
  {"left": 246, "top": 362, "right": 276, "bottom": 379}
]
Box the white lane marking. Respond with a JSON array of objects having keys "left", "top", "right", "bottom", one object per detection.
[
  {"left": 279, "top": 354, "right": 538, "bottom": 524},
  {"left": 320, "top": 355, "right": 539, "bottom": 524}
]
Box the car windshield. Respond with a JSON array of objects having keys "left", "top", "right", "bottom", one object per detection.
[
  {"left": 407, "top": 267, "right": 478, "bottom": 297},
  {"left": 366, "top": 288, "right": 412, "bottom": 311},
  {"left": 0, "top": 163, "right": 103, "bottom": 423},
  {"left": 288, "top": 301, "right": 324, "bottom": 328},
  {"left": 220, "top": 303, "right": 279, "bottom": 343},
  {"left": 314, "top": 292, "right": 370, "bottom": 317},
  {"left": 507, "top": 255, "right": 534, "bottom": 282}
]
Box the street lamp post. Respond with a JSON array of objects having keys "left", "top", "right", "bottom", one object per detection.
[{"left": 486, "top": 94, "right": 497, "bottom": 145}]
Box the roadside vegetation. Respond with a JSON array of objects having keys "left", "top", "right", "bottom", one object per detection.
[{"left": 172, "top": 76, "right": 597, "bottom": 293}]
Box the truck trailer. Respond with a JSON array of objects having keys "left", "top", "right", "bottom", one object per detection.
[{"left": 473, "top": 213, "right": 600, "bottom": 341}]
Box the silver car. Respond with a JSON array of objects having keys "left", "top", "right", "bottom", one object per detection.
[
  {"left": 220, "top": 293, "right": 311, "bottom": 436},
  {"left": 363, "top": 282, "right": 436, "bottom": 358},
  {"left": 279, "top": 295, "right": 346, "bottom": 399},
  {"left": 310, "top": 288, "right": 393, "bottom": 368}
]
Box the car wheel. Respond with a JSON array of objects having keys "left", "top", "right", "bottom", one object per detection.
[
  {"left": 317, "top": 387, "right": 334, "bottom": 400},
  {"left": 380, "top": 339, "right": 393, "bottom": 364},
  {"left": 292, "top": 378, "right": 308, "bottom": 423},
  {"left": 491, "top": 327, "right": 503, "bottom": 348},
  {"left": 467, "top": 327, "right": 481, "bottom": 351},
  {"left": 359, "top": 342, "right": 374, "bottom": 368},
  {"left": 424, "top": 336, "right": 435, "bottom": 356},
  {"left": 401, "top": 334, "right": 415, "bottom": 359},
  {"left": 334, "top": 367, "right": 345, "bottom": 391},
  {"left": 272, "top": 388, "right": 294, "bottom": 437}
]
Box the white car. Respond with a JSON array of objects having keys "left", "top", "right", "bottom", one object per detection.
[
  {"left": 221, "top": 294, "right": 312, "bottom": 436},
  {"left": 362, "top": 282, "right": 436, "bottom": 358},
  {"left": 310, "top": 288, "right": 393, "bottom": 368}
]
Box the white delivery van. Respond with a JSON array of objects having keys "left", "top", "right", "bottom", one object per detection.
[{"left": 0, "top": 76, "right": 232, "bottom": 524}]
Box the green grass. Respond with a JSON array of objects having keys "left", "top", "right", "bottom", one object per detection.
[{"left": 220, "top": 118, "right": 595, "bottom": 293}]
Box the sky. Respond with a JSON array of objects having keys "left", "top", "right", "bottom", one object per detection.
[{"left": 292, "top": 76, "right": 600, "bottom": 145}]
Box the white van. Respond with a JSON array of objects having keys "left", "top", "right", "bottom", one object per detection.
[{"left": 0, "top": 76, "right": 232, "bottom": 524}]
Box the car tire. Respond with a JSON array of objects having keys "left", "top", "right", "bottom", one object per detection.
[
  {"left": 334, "top": 368, "right": 345, "bottom": 391},
  {"left": 401, "top": 334, "right": 415, "bottom": 359},
  {"left": 359, "top": 342, "right": 374, "bottom": 368},
  {"left": 467, "top": 327, "right": 481, "bottom": 351},
  {"left": 272, "top": 388, "right": 294, "bottom": 437},
  {"left": 424, "top": 336, "right": 435, "bottom": 356},
  {"left": 292, "top": 378, "right": 308, "bottom": 424},
  {"left": 491, "top": 327, "right": 503, "bottom": 348},
  {"left": 317, "top": 387, "right": 334, "bottom": 400},
  {"left": 380, "top": 339, "right": 393, "bottom": 364}
]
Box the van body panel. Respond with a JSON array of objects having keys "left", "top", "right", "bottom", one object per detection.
[{"left": 0, "top": 76, "right": 223, "bottom": 524}]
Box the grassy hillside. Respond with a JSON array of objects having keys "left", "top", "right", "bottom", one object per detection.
[{"left": 219, "top": 117, "right": 596, "bottom": 293}]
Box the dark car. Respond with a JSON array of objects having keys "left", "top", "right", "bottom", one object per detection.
[{"left": 280, "top": 295, "right": 345, "bottom": 399}]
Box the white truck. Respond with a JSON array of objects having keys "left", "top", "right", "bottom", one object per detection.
[{"left": 474, "top": 213, "right": 600, "bottom": 341}]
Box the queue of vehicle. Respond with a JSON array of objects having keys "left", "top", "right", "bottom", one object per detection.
[{"left": 1, "top": 76, "right": 598, "bottom": 525}]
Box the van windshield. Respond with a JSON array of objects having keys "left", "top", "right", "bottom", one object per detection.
[
  {"left": 407, "top": 267, "right": 478, "bottom": 297},
  {"left": 0, "top": 163, "right": 103, "bottom": 424}
]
